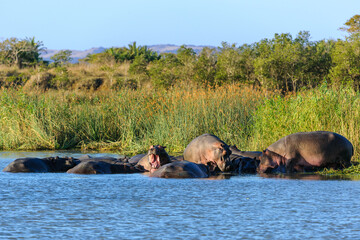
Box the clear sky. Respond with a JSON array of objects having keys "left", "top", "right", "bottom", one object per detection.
[{"left": 0, "top": 0, "right": 358, "bottom": 50}]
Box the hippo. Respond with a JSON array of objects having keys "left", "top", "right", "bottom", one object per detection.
[
  {"left": 3, "top": 157, "right": 77, "bottom": 173},
  {"left": 183, "top": 134, "right": 231, "bottom": 172},
  {"left": 149, "top": 161, "right": 209, "bottom": 178},
  {"left": 67, "top": 158, "right": 142, "bottom": 174},
  {"left": 227, "top": 145, "right": 261, "bottom": 174},
  {"left": 257, "top": 131, "right": 354, "bottom": 174},
  {"left": 223, "top": 153, "right": 259, "bottom": 174},
  {"left": 136, "top": 145, "right": 171, "bottom": 173},
  {"left": 128, "top": 154, "right": 146, "bottom": 165}
]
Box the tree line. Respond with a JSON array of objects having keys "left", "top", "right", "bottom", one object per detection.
[{"left": 1, "top": 14, "right": 360, "bottom": 92}]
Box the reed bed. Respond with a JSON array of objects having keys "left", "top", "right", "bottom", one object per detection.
[{"left": 0, "top": 85, "right": 265, "bottom": 154}]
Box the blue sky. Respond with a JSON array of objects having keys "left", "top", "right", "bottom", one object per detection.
[{"left": 0, "top": 0, "right": 358, "bottom": 50}]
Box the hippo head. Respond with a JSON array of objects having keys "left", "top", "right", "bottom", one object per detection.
[
  {"left": 208, "top": 142, "right": 232, "bottom": 172},
  {"left": 147, "top": 145, "right": 171, "bottom": 173},
  {"left": 257, "top": 149, "right": 286, "bottom": 174}
]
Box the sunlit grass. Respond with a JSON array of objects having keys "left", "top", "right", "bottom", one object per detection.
[{"left": 0, "top": 84, "right": 265, "bottom": 154}]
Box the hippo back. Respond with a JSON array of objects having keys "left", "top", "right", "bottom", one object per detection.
[
  {"left": 3, "top": 158, "right": 49, "bottom": 173},
  {"left": 128, "top": 154, "right": 146, "bottom": 165},
  {"left": 150, "top": 161, "right": 209, "bottom": 178},
  {"left": 67, "top": 161, "right": 112, "bottom": 174}
]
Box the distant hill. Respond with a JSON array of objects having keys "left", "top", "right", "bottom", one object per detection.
[
  {"left": 41, "top": 47, "right": 107, "bottom": 63},
  {"left": 40, "top": 44, "right": 214, "bottom": 63},
  {"left": 148, "top": 44, "right": 211, "bottom": 54}
]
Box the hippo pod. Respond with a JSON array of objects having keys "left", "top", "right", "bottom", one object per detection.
[
  {"left": 183, "top": 133, "right": 231, "bottom": 172},
  {"left": 149, "top": 161, "right": 209, "bottom": 178},
  {"left": 67, "top": 157, "right": 143, "bottom": 174},
  {"left": 135, "top": 145, "right": 172, "bottom": 173},
  {"left": 258, "top": 131, "right": 354, "bottom": 174},
  {"left": 3, "top": 157, "right": 77, "bottom": 173}
]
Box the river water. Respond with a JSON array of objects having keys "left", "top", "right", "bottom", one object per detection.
[{"left": 1, "top": 151, "right": 360, "bottom": 239}]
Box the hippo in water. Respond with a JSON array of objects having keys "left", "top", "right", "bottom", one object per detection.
[
  {"left": 257, "top": 131, "right": 354, "bottom": 173},
  {"left": 66, "top": 156, "right": 142, "bottom": 174},
  {"left": 226, "top": 145, "right": 261, "bottom": 173},
  {"left": 149, "top": 161, "right": 209, "bottom": 178},
  {"left": 183, "top": 134, "right": 231, "bottom": 172},
  {"left": 3, "top": 157, "right": 77, "bottom": 173},
  {"left": 136, "top": 145, "right": 172, "bottom": 173}
]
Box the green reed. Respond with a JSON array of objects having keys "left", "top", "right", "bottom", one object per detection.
[{"left": 0, "top": 85, "right": 263, "bottom": 154}]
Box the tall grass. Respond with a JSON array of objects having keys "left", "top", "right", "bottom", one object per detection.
[
  {"left": 0, "top": 83, "right": 359, "bottom": 163},
  {"left": 0, "top": 85, "right": 265, "bottom": 154}
]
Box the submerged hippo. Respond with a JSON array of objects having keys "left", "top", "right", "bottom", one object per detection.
[
  {"left": 67, "top": 157, "right": 142, "bottom": 174},
  {"left": 128, "top": 154, "right": 146, "bottom": 165},
  {"left": 136, "top": 145, "right": 172, "bottom": 173},
  {"left": 258, "top": 131, "right": 354, "bottom": 173},
  {"left": 227, "top": 145, "right": 261, "bottom": 174},
  {"left": 227, "top": 154, "right": 259, "bottom": 174},
  {"left": 3, "top": 157, "right": 77, "bottom": 173},
  {"left": 149, "top": 161, "right": 209, "bottom": 178},
  {"left": 183, "top": 134, "right": 231, "bottom": 172}
]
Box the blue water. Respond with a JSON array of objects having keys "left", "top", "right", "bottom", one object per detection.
[{"left": 1, "top": 151, "right": 360, "bottom": 239}]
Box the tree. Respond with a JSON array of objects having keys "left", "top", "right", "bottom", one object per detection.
[
  {"left": 329, "top": 34, "right": 360, "bottom": 90},
  {"left": 82, "top": 51, "right": 114, "bottom": 64},
  {"left": 216, "top": 42, "right": 255, "bottom": 85},
  {"left": 339, "top": 15, "right": 360, "bottom": 34},
  {"left": 0, "top": 37, "right": 45, "bottom": 68},
  {"left": 128, "top": 55, "right": 149, "bottom": 87},
  {"left": 252, "top": 32, "right": 330, "bottom": 92},
  {"left": 82, "top": 42, "right": 160, "bottom": 64},
  {"left": 193, "top": 47, "right": 217, "bottom": 86},
  {"left": 149, "top": 53, "right": 181, "bottom": 88},
  {"left": 22, "top": 37, "right": 46, "bottom": 67},
  {"left": 176, "top": 45, "right": 196, "bottom": 82},
  {"left": 50, "top": 50, "right": 73, "bottom": 67},
  {"left": 253, "top": 34, "right": 294, "bottom": 91}
]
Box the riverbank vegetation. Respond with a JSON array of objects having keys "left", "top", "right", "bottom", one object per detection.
[
  {"left": 0, "top": 85, "right": 359, "bottom": 157},
  {"left": 1, "top": 15, "right": 360, "bottom": 176}
]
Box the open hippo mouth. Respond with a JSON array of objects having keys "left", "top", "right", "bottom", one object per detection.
[{"left": 149, "top": 154, "right": 161, "bottom": 172}]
